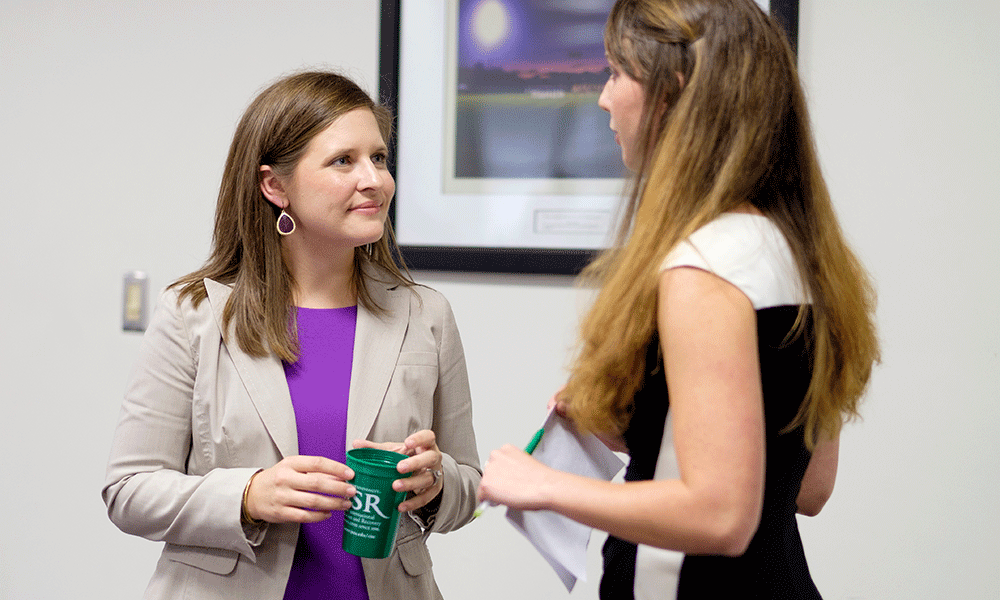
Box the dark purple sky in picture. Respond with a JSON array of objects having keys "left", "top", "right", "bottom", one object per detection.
[{"left": 458, "top": 0, "right": 612, "bottom": 74}]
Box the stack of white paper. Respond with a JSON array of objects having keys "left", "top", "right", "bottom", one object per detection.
[{"left": 504, "top": 410, "right": 626, "bottom": 591}]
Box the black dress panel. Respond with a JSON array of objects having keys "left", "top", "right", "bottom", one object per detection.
[{"left": 600, "top": 307, "right": 822, "bottom": 599}]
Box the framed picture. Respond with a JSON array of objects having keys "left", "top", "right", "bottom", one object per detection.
[{"left": 379, "top": 0, "right": 800, "bottom": 274}]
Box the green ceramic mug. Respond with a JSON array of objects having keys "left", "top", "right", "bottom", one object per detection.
[{"left": 342, "top": 448, "right": 412, "bottom": 559}]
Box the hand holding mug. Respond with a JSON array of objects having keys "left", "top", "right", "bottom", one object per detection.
[
  {"left": 353, "top": 429, "right": 443, "bottom": 512},
  {"left": 244, "top": 455, "right": 356, "bottom": 524}
]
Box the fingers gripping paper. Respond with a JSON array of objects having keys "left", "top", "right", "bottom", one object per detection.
[{"left": 505, "top": 410, "right": 626, "bottom": 591}]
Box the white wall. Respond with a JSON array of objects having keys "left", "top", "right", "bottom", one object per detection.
[
  {"left": 791, "top": 2, "right": 1000, "bottom": 597},
  {"left": 1, "top": 1, "right": 997, "bottom": 599}
]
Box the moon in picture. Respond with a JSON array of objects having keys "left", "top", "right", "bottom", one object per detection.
[{"left": 471, "top": 0, "right": 511, "bottom": 50}]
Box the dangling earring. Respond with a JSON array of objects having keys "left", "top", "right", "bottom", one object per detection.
[
  {"left": 276, "top": 210, "right": 295, "bottom": 236},
  {"left": 365, "top": 243, "right": 373, "bottom": 255}
]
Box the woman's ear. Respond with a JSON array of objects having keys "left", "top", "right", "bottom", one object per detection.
[{"left": 259, "top": 165, "right": 288, "bottom": 209}]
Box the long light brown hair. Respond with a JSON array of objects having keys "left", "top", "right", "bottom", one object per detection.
[
  {"left": 171, "top": 70, "right": 412, "bottom": 362},
  {"left": 565, "top": 0, "right": 879, "bottom": 448}
]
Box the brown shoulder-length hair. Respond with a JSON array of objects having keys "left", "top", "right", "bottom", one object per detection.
[
  {"left": 564, "top": 0, "right": 879, "bottom": 448},
  {"left": 171, "top": 70, "right": 413, "bottom": 362}
]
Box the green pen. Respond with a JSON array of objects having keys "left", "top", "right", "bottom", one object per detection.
[
  {"left": 523, "top": 426, "right": 545, "bottom": 454},
  {"left": 474, "top": 426, "right": 546, "bottom": 518}
]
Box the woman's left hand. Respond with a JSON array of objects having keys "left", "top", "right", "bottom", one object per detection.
[
  {"left": 352, "top": 429, "right": 444, "bottom": 512},
  {"left": 477, "top": 444, "right": 555, "bottom": 512}
]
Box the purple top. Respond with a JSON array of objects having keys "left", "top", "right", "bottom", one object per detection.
[{"left": 282, "top": 306, "right": 369, "bottom": 600}]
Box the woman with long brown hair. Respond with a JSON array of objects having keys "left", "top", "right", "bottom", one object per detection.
[
  {"left": 477, "top": 1, "right": 879, "bottom": 597},
  {"left": 103, "top": 70, "right": 481, "bottom": 599}
]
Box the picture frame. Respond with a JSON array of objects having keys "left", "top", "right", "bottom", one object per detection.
[{"left": 378, "top": 0, "right": 800, "bottom": 275}]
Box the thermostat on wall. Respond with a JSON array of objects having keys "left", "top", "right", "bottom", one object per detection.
[{"left": 122, "top": 271, "right": 149, "bottom": 332}]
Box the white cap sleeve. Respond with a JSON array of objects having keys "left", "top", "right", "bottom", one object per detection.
[{"left": 659, "top": 214, "right": 809, "bottom": 309}]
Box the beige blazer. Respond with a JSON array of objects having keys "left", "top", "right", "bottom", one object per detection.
[{"left": 103, "top": 274, "right": 481, "bottom": 599}]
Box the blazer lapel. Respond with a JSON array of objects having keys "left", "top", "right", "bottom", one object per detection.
[
  {"left": 205, "top": 279, "right": 298, "bottom": 458},
  {"left": 345, "top": 275, "right": 408, "bottom": 448}
]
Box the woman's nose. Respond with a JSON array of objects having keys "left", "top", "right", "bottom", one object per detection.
[
  {"left": 357, "top": 160, "right": 383, "bottom": 189},
  {"left": 597, "top": 79, "right": 612, "bottom": 113}
]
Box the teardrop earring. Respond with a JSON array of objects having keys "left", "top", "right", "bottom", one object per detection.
[{"left": 276, "top": 210, "right": 296, "bottom": 236}]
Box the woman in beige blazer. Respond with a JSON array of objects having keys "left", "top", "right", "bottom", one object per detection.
[{"left": 103, "top": 71, "right": 481, "bottom": 600}]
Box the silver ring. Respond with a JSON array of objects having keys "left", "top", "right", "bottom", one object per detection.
[{"left": 430, "top": 468, "right": 443, "bottom": 487}]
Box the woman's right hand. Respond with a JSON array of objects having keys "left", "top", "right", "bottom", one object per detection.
[
  {"left": 547, "top": 387, "right": 569, "bottom": 416},
  {"left": 549, "top": 387, "right": 627, "bottom": 453},
  {"left": 244, "top": 456, "right": 357, "bottom": 524}
]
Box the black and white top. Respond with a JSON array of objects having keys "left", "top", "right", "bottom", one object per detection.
[{"left": 600, "top": 213, "right": 823, "bottom": 599}]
